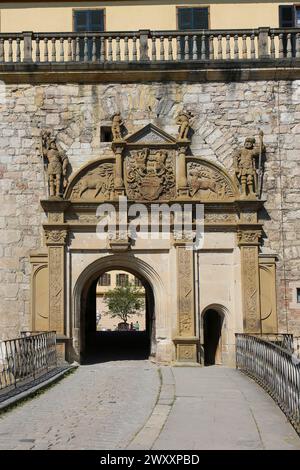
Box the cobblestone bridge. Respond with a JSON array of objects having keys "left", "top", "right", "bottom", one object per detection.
[{"left": 0, "top": 361, "right": 299, "bottom": 450}]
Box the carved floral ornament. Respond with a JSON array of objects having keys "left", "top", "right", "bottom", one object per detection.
[
  {"left": 45, "top": 229, "right": 68, "bottom": 245},
  {"left": 237, "top": 230, "right": 262, "bottom": 245}
]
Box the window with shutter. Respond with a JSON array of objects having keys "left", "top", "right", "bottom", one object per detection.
[
  {"left": 178, "top": 7, "right": 209, "bottom": 60},
  {"left": 74, "top": 9, "right": 105, "bottom": 60},
  {"left": 279, "top": 5, "right": 298, "bottom": 57}
]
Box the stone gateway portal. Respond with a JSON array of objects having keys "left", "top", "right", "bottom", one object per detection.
[{"left": 29, "top": 109, "right": 277, "bottom": 366}]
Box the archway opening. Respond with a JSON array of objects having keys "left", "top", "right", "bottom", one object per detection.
[
  {"left": 203, "top": 309, "right": 224, "bottom": 366},
  {"left": 80, "top": 268, "right": 154, "bottom": 363}
]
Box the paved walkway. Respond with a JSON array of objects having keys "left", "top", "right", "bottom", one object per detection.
[
  {"left": 153, "top": 366, "right": 300, "bottom": 450},
  {"left": 0, "top": 362, "right": 299, "bottom": 450},
  {"left": 0, "top": 360, "right": 159, "bottom": 450}
]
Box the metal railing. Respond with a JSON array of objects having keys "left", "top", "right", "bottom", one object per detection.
[
  {"left": 0, "top": 331, "right": 57, "bottom": 392},
  {"left": 0, "top": 28, "right": 300, "bottom": 64},
  {"left": 236, "top": 334, "right": 300, "bottom": 434},
  {"left": 294, "top": 337, "right": 300, "bottom": 358}
]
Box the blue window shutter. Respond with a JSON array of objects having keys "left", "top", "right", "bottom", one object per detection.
[{"left": 279, "top": 5, "right": 295, "bottom": 27}]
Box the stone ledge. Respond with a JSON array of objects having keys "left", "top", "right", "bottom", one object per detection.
[{"left": 1, "top": 60, "right": 300, "bottom": 83}]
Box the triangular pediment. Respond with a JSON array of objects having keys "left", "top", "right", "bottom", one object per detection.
[{"left": 125, "top": 123, "right": 177, "bottom": 145}]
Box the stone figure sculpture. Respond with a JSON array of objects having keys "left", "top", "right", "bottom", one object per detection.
[
  {"left": 41, "top": 131, "right": 69, "bottom": 198},
  {"left": 234, "top": 131, "right": 265, "bottom": 197},
  {"left": 176, "top": 110, "right": 192, "bottom": 140},
  {"left": 111, "top": 112, "right": 124, "bottom": 141}
]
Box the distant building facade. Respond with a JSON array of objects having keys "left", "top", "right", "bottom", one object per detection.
[{"left": 96, "top": 270, "right": 146, "bottom": 331}]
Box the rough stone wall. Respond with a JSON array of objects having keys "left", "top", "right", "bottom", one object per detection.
[{"left": 0, "top": 81, "right": 299, "bottom": 339}]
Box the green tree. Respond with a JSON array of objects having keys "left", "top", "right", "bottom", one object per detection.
[{"left": 103, "top": 282, "right": 144, "bottom": 326}]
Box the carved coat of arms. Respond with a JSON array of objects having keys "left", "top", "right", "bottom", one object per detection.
[{"left": 125, "top": 149, "right": 176, "bottom": 201}]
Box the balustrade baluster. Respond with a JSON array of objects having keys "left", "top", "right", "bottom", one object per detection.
[
  {"left": 176, "top": 35, "right": 181, "bottom": 60},
  {"left": 192, "top": 35, "right": 198, "bottom": 60},
  {"left": 297, "top": 33, "right": 300, "bottom": 59},
  {"left": 60, "top": 38, "right": 64, "bottom": 62},
  {"left": 209, "top": 35, "right": 214, "bottom": 60},
  {"left": 51, "top": 38, "right": 56, "bottom": 62},
  {"left": 152, "top": 36, "right": 157, "bottom": 61},
  {"left": 35, "top": 37, "right": 40, "bottom": 62},
  {"left": 16, "top": 38, "right": 21, "bottom": 63},
  {"left": 75, "top": 37, "right": 80, "bottom": 61},
  {"left": 0, "top": 38, "right": 4, "bottom": 62},
  {"left": 84, "top": 36, "right": 88, "bottom": 62},
  {"left": 201, "top": 34, "right": 206, "bottom": 60},
  {"left": 217, "top": 34, "right": 223, "bottom": 59},
  {"left": 160, "top": 36, "right": 165, "bottom": 61},
  {"left": 108, "top": 36, "right": 113, "bottom": 61},
  {"left": 8, "top": 38, "right": 13, "bottom": 62},
  {"left": 124, "top": 37, "right": 129, "bottom": 61},
  {"left": 44, "top": 38, "right": 49, "bottom": 62},
  {"left": 100, "top": 37, "right": 105, "bottom": 62},
  {"left": 270, "top": 33, "right": 275, "bottom": 58},
  {"left": 185, "top": 35, "right": 189, "bottom": 60},
  {"left": 132, "top": 36, "right": 137, "bottom": 61},
  {"left": 251, "top": 34, "right": 256, "bottom": 59},
  {"left": 92, "top": 37, "right": 96, "bottom": 62},
  {"left": 226, "top": 34, "right": 231, "bottom": 59},
  {"left": 116, "top": 36, "right": 121, "bottom": 61},
  {"left": 287, "top": 33, "right": 292, "bottom": 58},
  {"left": 279, "top": 33, "right": 284, "bottom": 58},
  {"left": 72, "top": 38, "right": 76, "bottom": 61},
  {"left": 67, "top": 38, "right": 72, "bottom": 61},
  {"left": 168, "top": 36, "right": 173, "bottom": 61},
  {"left": 234, "top": 34, "right": 239, "bottom": 59},
  {"left": 242, "top": 34, "right": 247, "bottom": 59}
]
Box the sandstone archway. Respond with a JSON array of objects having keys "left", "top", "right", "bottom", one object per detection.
[{"left": 72, "top": 254, "right": 165, "bottom": 362}]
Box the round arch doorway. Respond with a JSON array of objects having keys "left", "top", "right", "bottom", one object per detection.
[
  {"left": 79, "top": 267, "right": 155, "bottom": 363},
  {"left": 202, "top": 308, "right": 224, "bottom": 366}
]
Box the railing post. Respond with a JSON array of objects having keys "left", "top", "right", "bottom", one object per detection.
[
  {"left": 139, "top": 29, "right": 150, "bottom": 61},
  {"left": 258, "top": 27, "right": 270, "bottom": 59},
  {"left": 23, "top": 31, "right": 33, "bottom": 63}
]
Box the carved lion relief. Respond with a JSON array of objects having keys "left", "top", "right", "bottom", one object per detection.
[
  {"left": 70, "top": 163, "right": 114, "bottom": 200},
  {"left": 187, "top": 162, "right": 235, "bottom": 201},
  {"left": 125, "top": 148, "right": 176, "bottom": 201}
]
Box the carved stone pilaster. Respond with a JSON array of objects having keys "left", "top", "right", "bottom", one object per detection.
[
  {"left": 44, "top": 227, "right": 67, "bottom": 336},
  {"left": 173, "top": 244, "right": 198, "bottom": 363},
  {"left": 112, "top": 142, "right": 125, "bottom": 195},
  {"left": 239, "top": 233, "right": 261, "bottom": 333},
  {"left": 177, "top": 144, "right": 189, "bottom": 197}
]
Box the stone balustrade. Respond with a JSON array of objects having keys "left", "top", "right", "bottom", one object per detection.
[{"left": 0, "top": 28, "right": 300, "bottom": 64}]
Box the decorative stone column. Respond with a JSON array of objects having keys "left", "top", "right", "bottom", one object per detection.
[
  {"left": 112, "top": 142, "right": 125, "bottom": 195},
  {"left": 41, "top": 199, "right": 70, "bottom": 362},
  {"left": 238, "top": 229, "right": 262, "bottom": 333},
  {"left": 177, "top": 144, "right": 189, "bottom": 197},
  {"left": 173, "top": 241, "right": 198, "bottom": 363},
  {"left": 45, "top": 228, "right": 68, "bottom": 335}
]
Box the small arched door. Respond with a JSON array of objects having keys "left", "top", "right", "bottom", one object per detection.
[{"left": 203, "top": 309, "right": 223, "bottom": 366}]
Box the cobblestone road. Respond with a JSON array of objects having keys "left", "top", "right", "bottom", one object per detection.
[{"left": 0, "top": 360, "right": 159, "bottom": 450}]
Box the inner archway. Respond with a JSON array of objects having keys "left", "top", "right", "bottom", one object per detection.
[
  {"left": 203, "top": 309, "right": 224, "bottom": 366},
  {"left": 77, "top": 260, "right": 156, "bottom": 364}
]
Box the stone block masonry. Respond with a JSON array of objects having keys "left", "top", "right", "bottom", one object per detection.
[{"left": 0, "top": 81, "right": 299, "bottom": 338}]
